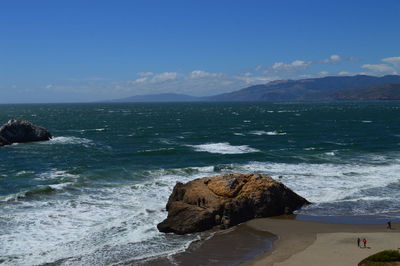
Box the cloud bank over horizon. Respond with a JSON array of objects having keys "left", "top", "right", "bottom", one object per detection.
[{"left": 27, "top": 54, "right": 399, "bottom": 102}]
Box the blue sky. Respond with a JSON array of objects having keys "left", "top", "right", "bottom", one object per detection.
[{"left": 1, "top": 0, "right": 400, "bottom": 103}]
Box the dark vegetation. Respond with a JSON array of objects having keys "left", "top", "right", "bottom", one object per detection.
[{"left": 359, "top": 250, "right": 400, "bottom": 266}]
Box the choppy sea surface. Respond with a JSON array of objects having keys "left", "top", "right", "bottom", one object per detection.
[{"left": 1, "top": 102, "right": 400, "bottom": 265}]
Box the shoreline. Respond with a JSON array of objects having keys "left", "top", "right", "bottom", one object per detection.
[
  {"left": 130, "top": 225, "right": 276, "bottom": 265},
  {"left": 242, "top": 217, "right": 400, "bottom": 266},
  {"left": 130, "top": 215, "right": 399, "bottom": 266}
]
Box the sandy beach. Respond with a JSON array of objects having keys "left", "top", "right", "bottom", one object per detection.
[{"left": 243, "top": 218, "right": 400, "bottom": 266}]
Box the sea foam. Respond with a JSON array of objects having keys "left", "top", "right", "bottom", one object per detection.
[
  {"left": 2, "top": 158, "right": 400, "bottom": 265},
  {"left": 237, "top": 160, "right": 400, "bottom": 209},
  {"left": 249, "top": 130, "right": 287, "bottom": 136},
  {"left": 43, "top": 136, "right": 92, "bottom": 145},
  {"left": 36, "top": 169, "right": 79, "bottom": 180},
  {"left": 188, "top": 142, "right": 260, "bottom": 154},
  {"left": 0, "top": 169, "right": 209, "bottom": 265}
]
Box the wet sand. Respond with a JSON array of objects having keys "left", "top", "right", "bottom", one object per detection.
[
  {"left": 243, "top": 218, "right": 400, "bottom": 266},
  {"left": 129, "top": 224, "right": 276, "bottom": 266}
]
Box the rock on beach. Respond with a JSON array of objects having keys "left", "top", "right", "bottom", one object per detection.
[{"left": 157, "top": 173, "right": 309, "bottom": 234}]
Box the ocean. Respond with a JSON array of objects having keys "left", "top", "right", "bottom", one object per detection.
[{"left": 1, "top": 102, "right": 400, "bottom": 265}]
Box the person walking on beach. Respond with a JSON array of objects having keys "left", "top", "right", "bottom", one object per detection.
[
  {"left": 387, "top": 220, "right": 392, "bottom": 229},
  {"left": 363, "top": 238, "right": 367, "bottom": 248},
  {"left": 357, "top": 237, "right": 361, "bottom": 247}
]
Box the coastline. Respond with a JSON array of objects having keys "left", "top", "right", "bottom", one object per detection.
[
  {"left": 128, "top": 215, "right": 399, "bottom": 266},
  {"left": 242, "top": 217, "right": 400, "bottom": 266}
]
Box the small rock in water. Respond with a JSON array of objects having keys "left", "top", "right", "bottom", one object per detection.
[
  {"left": 157, "top": 173, "right": 309, "bottom": 234},
  {"left": 0, "top": 119, "right": 52, "bottom": 146}
]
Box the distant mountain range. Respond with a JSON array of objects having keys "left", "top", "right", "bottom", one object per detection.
[
  {"left": 205, "top": 75, "right": 400, "bottom": 101},
  {"left": 108, "top": 75, "right": 400, "bottom": 102}
]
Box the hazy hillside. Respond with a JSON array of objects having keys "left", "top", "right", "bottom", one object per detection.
[
  {"left": 333, "top": 83, "right": 400, "bottom": 100},
  {"left": 206, "top": 75, "right": 400, "bottom": 101}
]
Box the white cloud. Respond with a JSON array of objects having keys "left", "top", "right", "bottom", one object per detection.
[
  {"left": 189, "top": 70, "right": 222, "bottom": 79},
  {"left": 258, "top": 54, "right": 357, "bottom": 75},
  {"left": 330, "top": 55, "right": 341, "bottom": 62},
  {"left": 323, "top": 54, "right": 342, "bottom": 63},
  {"left": 235, "top": 74, "right": 275, "bottom": 84},
  {"left": 321, "top": 54, "right": 358, "bottom": 64},
  {"left": 243, "top": 72, "right": 252, "bottom": 77},
  {"left": 382, "top": 56, "right": 400, "bottom": 66},
  {"left": 133, "top": 77, "right": 148, "bottom": 84},
  {"left": 137, "top": 72, "right": 154, "bottom": 77},
  {"left": 292, "top": 60, "right": 311, "bottom": 67},
  {"left": 338, "top": 71, "right": 350, "bottom": 76},
  {"left": 270, "top": 60, "right": 311, "bottom": 70},
  {"left": 270, "top": 62, "right": 284, "bottom": 70},
  {"left": 361, "top": 64, "right": 397, "bottom": 74},
  {"left": 152, "top": 72, "right": 178, "bottom": 82},
  {"left": 132, "top": 72, "right": 178, "bottom": 84},
  {"left": 357, "top": 56, "right": 400, "bottom": 76}
]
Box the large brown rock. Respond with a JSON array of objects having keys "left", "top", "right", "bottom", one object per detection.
[
  {"left": 0, "top": 120, "right": 52, "bottom": 146},
  {"left": 157, "top": 173, "right": 309, "bottom": 234}
]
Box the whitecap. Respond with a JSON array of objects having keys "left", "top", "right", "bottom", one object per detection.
[
  {"left": 188, "top": 142, "right": 260, "bottom": 154},
  {"left": 16, "top": 170, "right": 34, "bottom": 176},
  {"left": 48, "top": 182, "right": 74, "bottom": 190},
  {"left": 250, "top": 130, "right": 286, "bottom": 136},
  {"left": 35, "top": 169, "right": 79, "bottom": 181},
  {"left": 333, "top": 196, "right": 393, "bottom": 203},
  {"left": 43, "top": 136, "right": 92, "bottom": 145}
]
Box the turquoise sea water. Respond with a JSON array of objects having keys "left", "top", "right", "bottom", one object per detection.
[{"left": 1, "top": 102, "right": 400, "bottom": 265}]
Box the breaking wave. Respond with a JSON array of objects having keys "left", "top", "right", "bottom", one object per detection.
[{"left": 188, "top": 142, "right": 260, "bottom": 154}]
